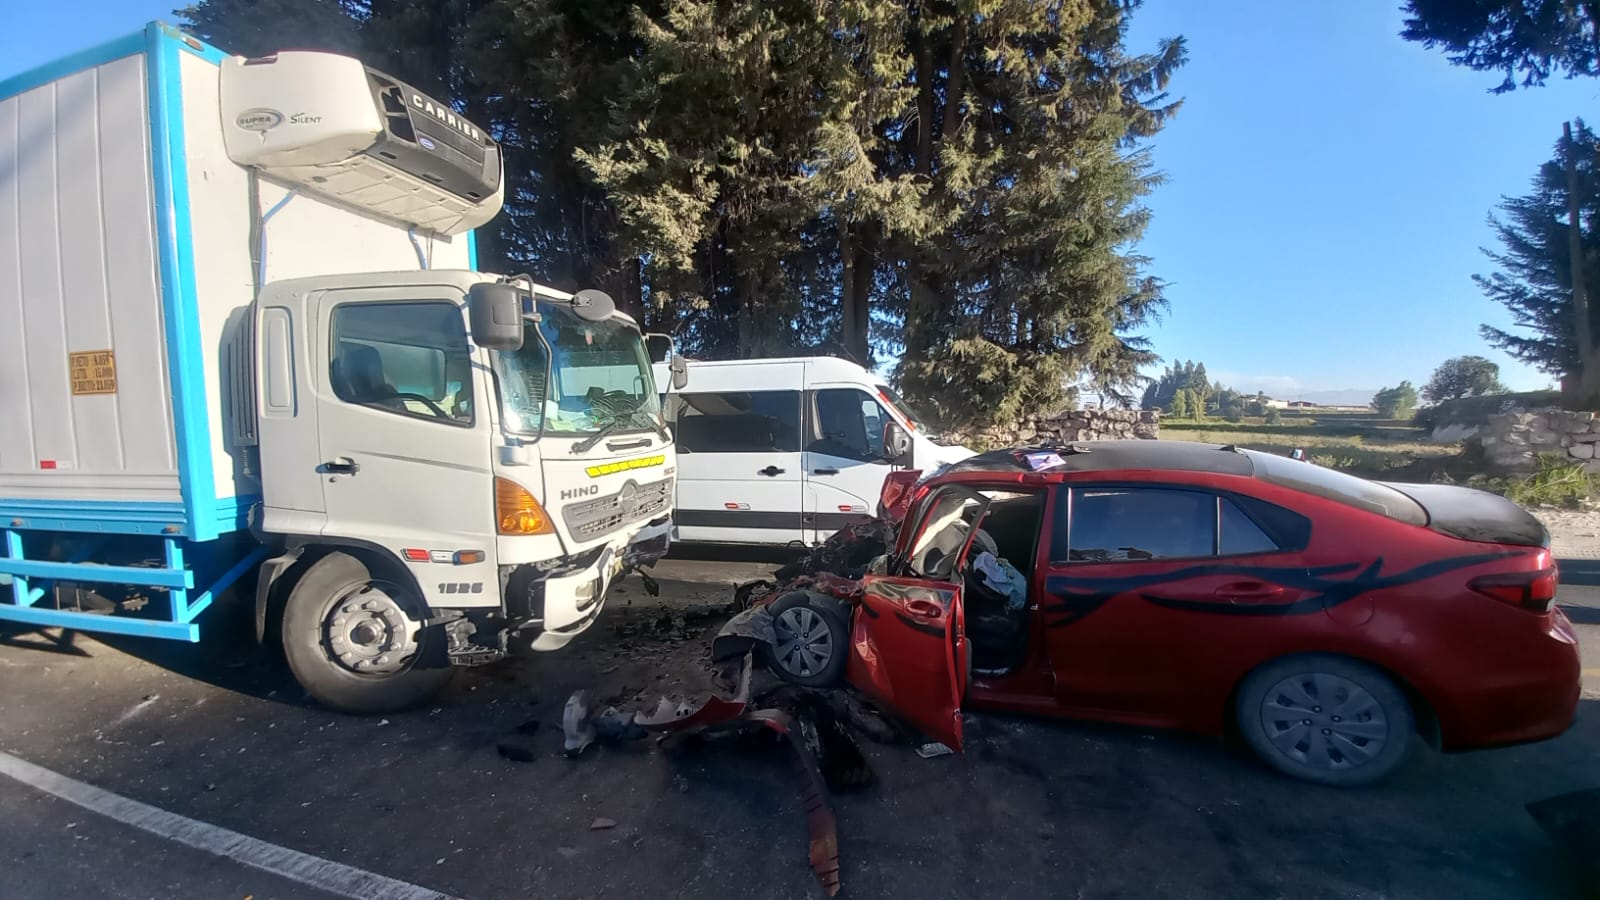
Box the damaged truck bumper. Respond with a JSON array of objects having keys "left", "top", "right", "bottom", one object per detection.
[{"left": 501, "top": 516, "right": 674, "bottom": 652}]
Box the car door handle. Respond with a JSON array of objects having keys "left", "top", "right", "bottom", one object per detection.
[
  {"left": 905, "top": 599, "right": 943, "bottom": 619},
  {"left": 758, "top": 466, "right": 785, "bottom": 477},
  {"left": 1214, "top": 582, "right": 1283, "bottom": 603},
  {"left": 812, "top": 467, "right": 839, "bottom": 475},
  {"left": 319, "top": 457, "right": 359, "bottom": 476}
]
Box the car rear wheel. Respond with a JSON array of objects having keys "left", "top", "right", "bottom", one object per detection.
[
  {"left": 764, "top": 592, "right": 849, "bottom": 687},
  {"left": 1236, "top": 654, "right": 1414, "bottom": 787}
]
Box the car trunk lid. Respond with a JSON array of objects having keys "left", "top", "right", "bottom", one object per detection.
[{"left": 1379, "top": 482, "right": 1549, "bottom": 548}]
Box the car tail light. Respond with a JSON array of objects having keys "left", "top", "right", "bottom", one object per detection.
[
  {"left": 1469, "top": 568, "right": 1558, "bottom": 613},
  {"left": 495, "top": 478, "right": 554, "bottom": 535}
]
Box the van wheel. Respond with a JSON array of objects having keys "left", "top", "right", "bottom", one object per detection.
[
  {"left": 1235, "top": 654, "right": 1413, "bottom": 787},
  {"left": 281, "top": 552, "right": 454, "bottom": 714},
  {"left": 764, "top": 592, "right": 848, "bottom": 687}
]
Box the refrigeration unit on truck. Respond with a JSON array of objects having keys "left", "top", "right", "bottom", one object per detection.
[{"left": 0, "top": 23, "right": 685, "bottom": 712}]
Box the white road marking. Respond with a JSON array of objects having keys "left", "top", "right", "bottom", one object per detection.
[{"left": 0, "top": 750, "right": 462, "bottom": 900}]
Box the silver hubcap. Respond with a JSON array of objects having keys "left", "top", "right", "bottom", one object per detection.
[
  {"left": 1260, "top": 672, "right": 1389, "bottom": 772},
  {"left": 324, "top": 584, "right": 419, "bottom": 676},
  {"left": 773, "top": 606, "right": 834, "bottom": 678}
]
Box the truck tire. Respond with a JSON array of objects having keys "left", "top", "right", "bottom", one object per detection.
[{"left": 281, "top": 551, "right": 454, "bottom": 714}]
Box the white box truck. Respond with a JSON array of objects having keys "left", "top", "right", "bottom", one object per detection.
[
  {"left": 649, "top": 356, "right": 973, "bottom": 546},
  {"left": 0, "top": 23, "right": 683, "bottom": 712}
]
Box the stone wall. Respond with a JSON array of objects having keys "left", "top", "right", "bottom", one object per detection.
[
  {"left": 1477, "top": 409, "right": 1600, "bottom": 473},
  {"left": 942, "top": 408, "right": 1160, "bottom": 449}
]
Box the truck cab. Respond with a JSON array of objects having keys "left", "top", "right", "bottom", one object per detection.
[{"left": 254, "top": 272, "right": 675, "bottom": 710}]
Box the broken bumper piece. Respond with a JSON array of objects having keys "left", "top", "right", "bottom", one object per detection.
[{"left": 558, "top": 654, "right": 845, "bottom": 896}]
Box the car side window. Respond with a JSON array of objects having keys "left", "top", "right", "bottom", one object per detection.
[
  {"left": 811, "top": 388, "right": 890, "bottom": 461},
  {"left": 1220, "top": 496, "right": 1280, "bottom": 555},
  {"left": 329, "top": 301, "right": 473, "bottom": 426},
  {"left": 668, "top": 390, "right": 801, "bottom": 453},
  {"left": 1056, "top": 486, "right": 1215, "bottom": 562}
]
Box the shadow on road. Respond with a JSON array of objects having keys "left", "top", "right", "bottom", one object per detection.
[
  {"left": 0, "top": 624, "right": 95, "bottom": 658},
  {"left": 664, "top": 543, "right": 802, "bottom": 565}
]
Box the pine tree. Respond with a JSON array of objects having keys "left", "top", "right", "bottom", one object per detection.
[
  {"left": 1477, "top": 120, "right": 1600, "bottom": 395},
  {"left": 177, "top": 0, "right": 365, "bottom": 56},
  {"left": 887, "top": 1, "right": 1186, "bottom": 427},
  {"left": 1401, "top": 0, "right": 1600, "bottom": 93}
]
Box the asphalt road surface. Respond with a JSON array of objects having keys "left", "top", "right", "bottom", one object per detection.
[{"left": 1, "top": 555, "right": 1597, "bottom": 900}]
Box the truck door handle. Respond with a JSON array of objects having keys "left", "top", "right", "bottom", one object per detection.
[
  {"left": 320, "top": 457, "right": 360, "bottom": 476},
  {"left": 812, "top": 467, "right": 839, "bottom": 475},
  {"left": 758, "top": 466, "right": 785, "bottom": 477}
]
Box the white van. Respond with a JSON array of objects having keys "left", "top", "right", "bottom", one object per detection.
[{"left": 649, "top": 356, "right": 974, "bottom": 545}]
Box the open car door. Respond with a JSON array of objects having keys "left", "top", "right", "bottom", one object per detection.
[{"left": 847, "top": 485, "right": 993, "bottom": 751}]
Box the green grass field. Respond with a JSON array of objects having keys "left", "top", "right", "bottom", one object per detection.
[
  {"left": 1158, "top": 412, "right": 1462, "bottom": 481},
  {"left": 1155, "top": 409, "right": 1596, "bottom": 505}
]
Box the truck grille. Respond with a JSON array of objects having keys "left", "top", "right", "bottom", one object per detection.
[{"left": 562, "top": 477, "right": 673, "bottom": 541}]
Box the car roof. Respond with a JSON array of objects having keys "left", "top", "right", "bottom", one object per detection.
[
  {"left": 937, "top": 440, "right": 1427, "bottom": 525},
  {"left": 945, "top": 440, "right": 1256, "bottom": 478}
]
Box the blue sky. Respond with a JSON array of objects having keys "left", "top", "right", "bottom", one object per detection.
[
  {"left": 1126, "top": 2, "right": 1598, "bottom": 398},
  {"left": 7, "top": 2, "right": 1596, "bottom": 399}
]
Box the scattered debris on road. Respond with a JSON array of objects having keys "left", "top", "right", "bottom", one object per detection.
[{"left": 556, "top": 653, "right": 859, "bottom": 896}]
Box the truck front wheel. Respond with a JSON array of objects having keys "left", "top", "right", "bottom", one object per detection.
[{"left": 282, "top": 551, "right": 455, "bottom": 714}]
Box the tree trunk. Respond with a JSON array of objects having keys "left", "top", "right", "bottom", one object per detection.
[
  {"left": 839, "top": 224, "right": 872, "bottom": 365},
  {"left": 912, "top": 17, "right": 935, "bottom": 177},
  {"left": 1563, "top": 122, "right": 1599, "bottom": 407},
  {"left": 942, "top": 16, "right": 967, "bottom": 141},
  {"left": 903, "top": 10, "right": 941, "bottom": 362},
  {"left": 737, "top": 262, "right": 762, "bottom": 359}
]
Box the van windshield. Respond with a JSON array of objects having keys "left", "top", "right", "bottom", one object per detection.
[
  {"left": 492, "top": 303, "right": 661, "bottom": 437},
  {"left": 875, "top": 384, "right": 932, "bottom": 433}
]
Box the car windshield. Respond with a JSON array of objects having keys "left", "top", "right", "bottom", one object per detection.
[
  {"left": 875, "top": 384, "right": 932, "bottom": 433},
  {"left": 492, "top": 301, "right": 661, "bottom": 437}
]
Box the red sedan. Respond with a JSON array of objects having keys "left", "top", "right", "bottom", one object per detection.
[{"left": 755, "top": 441, "right": 1581, "bottom": 786}]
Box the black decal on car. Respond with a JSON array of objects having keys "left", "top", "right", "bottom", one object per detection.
[{"left": 1042, "top": 552, "right": 1515, "bottom": 624}]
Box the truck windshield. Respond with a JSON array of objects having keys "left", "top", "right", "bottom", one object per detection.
[{"left": 492, "top": 303, "right": 661, "bottom": 437}]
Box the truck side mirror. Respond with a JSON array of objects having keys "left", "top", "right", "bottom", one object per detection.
[
  {"left": 669, "top": 353, "right": 688, "bottom": 390},
  {"left": 467, "top": 282, "right": 524, "bottom": 350},
  {"left": 882, "top": 421, "right": 912, "bottom": 461}
]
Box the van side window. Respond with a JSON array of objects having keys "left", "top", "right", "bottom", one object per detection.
[
  {"left": 811, "top": 389, "right": 890, "bottom": 461},
  {"left": 668, "top": 391, "right": 802, "bottom": 452},
  {"left": 329, "top": 301, "right": 473, "bottom": 426}
]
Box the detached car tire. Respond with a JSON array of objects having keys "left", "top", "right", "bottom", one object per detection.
[
  {"left": 282, "top": 552, "right": 455, "bottom": 714},
  {"left": 764, "top": 591, "right": 849, "bottom": 688},
  {"left": 1236, "top": 654, "right": 1414, "bottom": 787}
]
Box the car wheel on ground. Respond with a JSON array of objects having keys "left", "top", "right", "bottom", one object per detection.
[
  {"left": 764, "top": 591, "right": 849, "bottom": 687},
  {"left": 281, "top": 551, "right": 455, "bottom": 714},
  {"left": 1235, "top": 653, "right": 1414, "bottom": 787}
]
